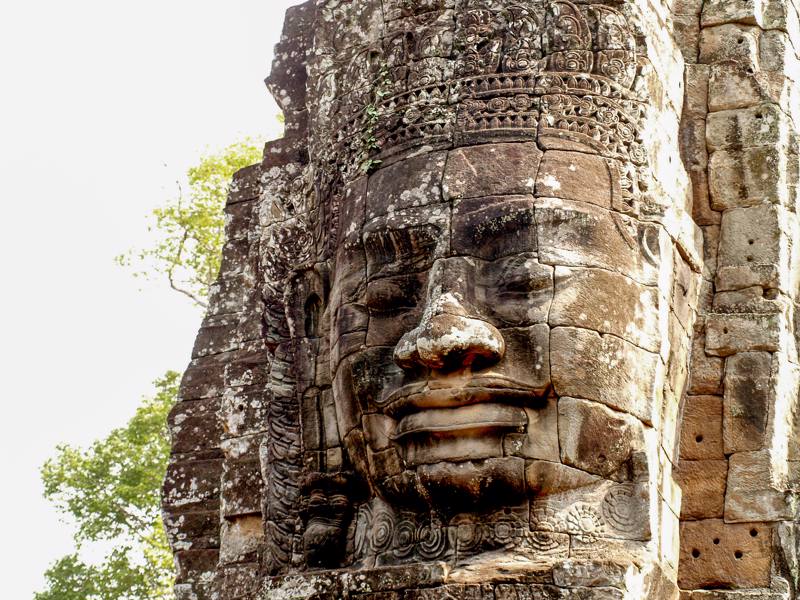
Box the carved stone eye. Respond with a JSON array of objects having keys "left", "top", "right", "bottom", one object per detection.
[{"left": 366, "top": 275, "right": 423, "bottom": 313}]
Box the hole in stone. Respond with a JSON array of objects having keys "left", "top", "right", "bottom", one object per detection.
[
  {"left": 756, "top": 113, "right": 764, "bottom": 120},
  {"left": 746, "top": 255, "right": 754, "bottom": 262},
  {"left": 696, "top": 434, "right": 704, "bottom": 443},
  {"left": 735, "top": 550, "right": 744, "bottom": 559},
  {"left": 723, "top": 328, "right": 729, "bottom": 334},
  {"left": 713, "top": 538, "right": 721, "bottom": 545},
  {"left": 598, "top": 454, "right": 607, "bottom": 463},
  {"left": 750, "top": 528, "right": 758, "bottom": 537},
  {"left": 237, "top": 404, "right": 245, "bottom": 412},
  {"left": 692, "top": 549, "right": 701, "bottom": 558},
  {"left": 747, "top": 67, "right": 755, "bottom": 75},
  {"left": 748, "top": 239, "right": 754, "bottom": 245}
]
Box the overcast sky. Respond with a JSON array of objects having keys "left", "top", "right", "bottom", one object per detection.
[{"left": 0, "top": 1, "right": 303, "bottom": 596}]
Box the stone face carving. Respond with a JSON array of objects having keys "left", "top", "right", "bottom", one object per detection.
[{"left": 163, "top": 0, "right": 800, "bottom": 598}]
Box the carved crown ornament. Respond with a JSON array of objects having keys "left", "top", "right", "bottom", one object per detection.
[{"left": 311, "top": 0, "right": 648, "bottom": 183}]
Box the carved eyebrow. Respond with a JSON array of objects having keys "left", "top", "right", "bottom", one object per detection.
[{"left": 364, "top": 226, "right": 440, "bottom": 278}]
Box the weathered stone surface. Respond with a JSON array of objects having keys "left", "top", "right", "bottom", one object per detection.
[
  {"left": 688, "top": 325, "right": 724, "bottom": 396},
  {"left": 219, "top": 516, "right": 264, "bottom": 564},
  {"left": 367, "top": 151, "right": 447, "bottom": 218},
  {"left": 716, "top": 204, "right": 794, "bottom": 293},
  {"left": 705, "top": 313, "right": 781, "bottom": 356},
  {"left": 525, "top": 460, "right": 601, "bottom": 497},
  {"left": 166, "top": 0, "right": 800, "bottom": 596},
  {"left": 558, "top": 397, "right": 645, "bottom": 480},
  {"left": 680, "top": 396, "right": 724, "bottom": 460},
  {"left": 536, "top": 198, "right": 663, "bottom": 287},
  {"left": 675, "top": 460, "right": 727, "bottom": 519},
  {"left": 451, "top": 195, "right": 537, "bottom": 261},
  {"left": 550, "top": 267, "right": 661, "bottom": 353},
  {"left": 535, "top": 151, "right": 618, "bottom": 208},
  {"left": 679, "top": 520, "right": 772, "bottom": 589},
  {"left": 723, "top": 353, "right": 771, "bottom": 454},
  {"left": 551, "top": 327, "right": 661, "bottom": 423},
  {"left": 726, "top": 450, "right": 794, "bottom": 522},
  {"left": 443, "top": 143, "right": 541, "bottom": 200}
]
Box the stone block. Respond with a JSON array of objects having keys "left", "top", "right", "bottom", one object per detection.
[
  {"left": 718, "top": 204, "right": 794, "bottom": 291},
  {"left": 494, "top": 324, "right": 551, "bottom": 389},
  {"left": 443, "top": 142, "right": 541, "bottom": 200},
  {"left": 163, "top": 458, "right": 222, "bottom": 511},
  {"left": 192, "top": 315, "right": 241, "bottom": 358},
  {"left": 451, "top": 195, "right": 537, "bottom": 261},
  {"left": 534, "top": 151, "right": 618, "bottom": 208},
  {"left": 684, "top": 64, "right": 710, "bottom": 118},
  {"left": 551, "top": 560, "right": 629, "bottom": 589},
  {"left": 536, "top": 198, "right": 664, "bottom": 287},
  {"left": 699, "top": 24, "right": 760, "bottom": 67},
  {"left": 708, "top": 64, "right": 779, "bottom": 113},
  {"left": 680, "top": 396, "right": 724, "bottom": 460},
  {"left": 723, "top": 352, "right": 772, "bottom": 453},
  {"left": 163, "top": 510, "right": 220, "bottom": 550},
  {"left": 229, "top": 166, "right": 261, "bottom": 204},
  {"left": 709, "top": 147, "right": 788, "bottom": 209},
  {"left": 760, "top": 29, "right": 795, "bottom": 72},
  {"left": 219, "top": 387, "right": 269, "bottom": 439},
  {"left": 683, "top": 118, "right": 709, "bottom": 176},
  {"left": 679, "top": 519, "right": 772, "bottom": 589},
  {"left": 550, "top": 267, "right": 661, "bottom": 353},
  {"left": 221, "top": 458, "right": 263, "bottom": 517},
  {"left": 702, "top": 0, "right": 765, "bottom": 28},
  {"left": 503, "top": 399, "right": 559, "bottom": 462},
  {"left": 169, "top": 398, "right": 223, "bottom": 456},
  {"left": 706, "top": 104, "right": 788, "bottom": 152},
  {"left": 551, "top": 327, "right": 662, "bottom": 424},
  {"left": 558, "top": 397, "right": 645, "bottom": 480},
  {"left": 688, "top": 325, "right": 724, "bottom": 396},
  {"left": 219, "top": 515, "right": 264, "bottom": 564},
  {"left": 366, "top": 151, "right": 447, "bottom": 218},
  {"left": 675, "top": 460, "right": 728, "bottom": 519},
  {"left": 525, "top": 460, "right": 601, "bottom": 497},
  {"left": 726, "top": 450, "right": 794, "bottom": 521},
  {"left": 181, "top": 357, "right": 226, "bottom": 400},
  {"left": 174, "top": 549, "right": 220, "bottom": 585},
  {"left": 531, "top": 480, "right": 651, "bottom": 541},
  {"left": 705, "top": 313, "right": 781, "bottom": 356},
  {"left": 363, "top": 205, "right": 450, "bottom": 280},
  {"left": 674, "top": 13, "right": 700, "bottom": 63},
  {"left": 673, "top": 254, "right": 701, "bottom": 334}
]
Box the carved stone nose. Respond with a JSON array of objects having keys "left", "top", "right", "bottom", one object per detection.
[{"left": 394, "top": 292, "right": 505, "bottom": 370}]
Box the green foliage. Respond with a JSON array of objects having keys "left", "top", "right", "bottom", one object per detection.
[
  {"left": 36, "top": 372, "right": 180, "bottom": 600},
  {"left": 117, "top": 139, "right": 263, "bottom": 307},
  {"left": 359, "top": 65, "right": 392, "bottom": 175}
]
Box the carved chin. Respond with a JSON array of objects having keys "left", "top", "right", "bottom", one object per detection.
[{"left": 381, "top": 457, "right": 527, "bottom": 513}]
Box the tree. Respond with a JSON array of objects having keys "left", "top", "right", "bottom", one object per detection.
[
  {"left": 117, "top": 139, "right": 264, "bottom": 307},
  {"left": 36, "top": 372, "right": 179, "bottom": 600}
]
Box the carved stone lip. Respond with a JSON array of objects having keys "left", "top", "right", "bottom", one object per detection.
[
  {"left": 381, "top": 375, "right": 547, "bottom": 420},
  {"left": 392, "top": 403, "right": 528, "bottom": 440}
]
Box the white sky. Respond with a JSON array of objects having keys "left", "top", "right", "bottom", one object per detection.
[{"left": 0, "top": 1, "right": 304, "bottom": 596}]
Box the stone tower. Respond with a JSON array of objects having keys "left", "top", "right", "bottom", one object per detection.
[{"left": 162, "top": 1, "right": 800, "bottom": 598}]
